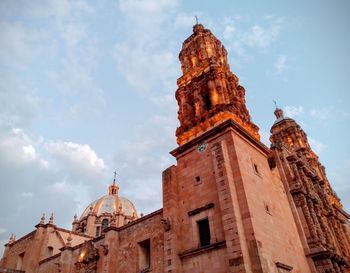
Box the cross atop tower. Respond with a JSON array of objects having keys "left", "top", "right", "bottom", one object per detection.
[
  {"left": 113, "top": 170, "right": 117, "bottom": 185},
  {"left": 108, "top": 170, "right": 119, "bottom": 195}
]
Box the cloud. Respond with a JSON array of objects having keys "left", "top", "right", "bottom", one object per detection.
[
  {"left": 0, "top": 228, "right": 7, "bottom": 235},
  {"left": 175, "top": 12, "right": 198, "bottom": 29},
  {"left": 112, "top": 0, "right": 181, "bottom": 95},
  {"left": 112, "top": 115, "right": 177, "bottom": 214},
  {"left": 242, "top": 23, "right": 281, "bottom": 48},
  {"left": 45, "top": 141, "right": 105, "bottom": 171},
  {"left": 284, "top": 105, "right": 304, "bottom": 118},
  {"left": 0, "top": 125, "right": 108, "bottom": 255},
  {"left": 0, "top": 22, "right": 43, "bottom": 69},
  {"left": 113, "top": 44, "right": 176, "bottom": 93},
  {"left": 223, "top": 25, "right": 236, "bottom": 40},
  {"left": 221, "top": 16, "right": 284, "bottom": 62},
  {"left": 308, "top": 137, "right": 326, "bottom": 155},
  {"left": 310, "top": 108, "right": 329, "bottom": 121},
  {"left": 274, "top": 54, "right": 287, "bottom": 74}
]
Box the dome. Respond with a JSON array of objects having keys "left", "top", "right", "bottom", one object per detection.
[
  {"left": 80, "top": 194, "right": 137, "bottom": 220},
  {"left": 72, "top": 179, "right": 138, "bottom": 236}
]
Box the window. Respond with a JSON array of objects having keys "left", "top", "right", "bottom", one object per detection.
[
  {"left": 194, "top": 176, "right": 201, "bottom": 186},
  {"left": 47, "top": 246, "right": 53, "bottom": 257},
  {"left": 265, "top": 204, "right": 272, "bottom": 215},
  {"left": 138, "top": 239, "right": 151, "bottom": 271},
  {"left": 16, "top": 252, "right": 25, "bottom": 270},
  {"left": 204, "top": 93, "right": 211, "bottom": 110},
  {"left": 80, "top": 222, "right": 86, "bottom": 233},
  {"left": 253, "top": 163, "right": 259, "bottom": 174},
  {"left": 96, "top": 226, "right": 100, "bottom": 237},
  {"left": 102, "top": 219, "right": 109, "bottom": 231},
  {"left": 197, "top": 218, "right": 211, "bottom": 247},
  {"left": 276, "top": 262, "right": 293, "bottom": 272}
]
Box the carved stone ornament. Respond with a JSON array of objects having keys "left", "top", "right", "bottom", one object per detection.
[
  {"left": 75, "top": 241, "right": 99, "bottom": 273},
  {"left": 160, "top": 218, "right": 171, "bottom": 232}
]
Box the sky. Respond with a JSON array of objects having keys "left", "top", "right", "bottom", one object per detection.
[{"left": 0, "top": 0, "right": 349, "bottom": 255}]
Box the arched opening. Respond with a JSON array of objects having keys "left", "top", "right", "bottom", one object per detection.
[
  {"left": 204, "top": 92, "right": 211, "bottom": 111},
  {"left": 102, "top": 219, "right": 109, "bottom": 231}
]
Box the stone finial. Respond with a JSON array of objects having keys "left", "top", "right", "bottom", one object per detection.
[
  {"left": 110, "top": 212, "right": 117, "bottom": 227},
  {"left": 48, "top": 212, "right": 54, "bottom": 224},
  {"left": 140, "top": 213, "right": 144, "bottom": 217},
  {"left": 40, "top": 213, "right": 45, "bottom": 224},
  {"left": 88, "top": 206, "right": 93, "bottom": 215},
  {"left": 73, "top": 213, "right": 78, "bottom": 223},
  {"left": 132, "top": 211, "right": 137, "bottom": 220},
  {"left": 8, "top": 233, "right": 16, "bottom": 244},
  {"left": 66, "top": 232, "right": 72, "bottom": 247}
]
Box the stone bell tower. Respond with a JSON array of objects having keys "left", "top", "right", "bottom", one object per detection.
[
  {"left": 175, "top": 23, "right": 259, "bottom": 145},
  {"left": 270, "top": 107, "right": 350, "bottom": 272},
  {"left": 162, "top": 24, "right": 313, "bottom": 273}
]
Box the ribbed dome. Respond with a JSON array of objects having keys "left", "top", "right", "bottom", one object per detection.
[{"left": 80, "top": 193, "right": 137, "bottom": 220}]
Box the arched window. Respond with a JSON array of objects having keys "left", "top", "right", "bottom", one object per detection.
[
  {"left": 81, "top": 222, "right": 86, "bottom": 233},
  {"left": 47, "top": 246, "right": 53, "bottom": 257},
  {"left": 102, "top": 219, "right": 109, "bottom": 231}
]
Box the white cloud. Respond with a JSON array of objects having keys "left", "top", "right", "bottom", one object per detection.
[
  {"left": 45, "top": 141, "right": 105, "bottom": 170},
  {"left": 175, "top": 12, "right": 197, "bottom": 29},
  {"left": 308, "top": 137, "right": 326, "bottom": 155},
  {"left": 21, "top": 192, "right": 34, "bottom": 198},
  {"left": 310, "top": 108, "right": 329, "bottom": 121},
  {"left": 0, "top": 125, "right": 109, "bottom": 252},
  {"left": 113, "top": 44, "right": 176, "bottom": 93},
  {"left": 274, "top": 55, "right": 287, "bottom": 74},
  {"left": 112, "top": 0, "right": 181, "bottom": 95},
  {"left": 284, "top": 105, "right": 304, "bottom": 118},
  {"left": 60, "top": 22, "right": 87, "bottom": 48},
  {"left": 220, "top": 16, "right": 284, "bottom": 64},
  {"left": 0, "top": 228, "right": 6, "bottom": 235},
  {"left": 0, "top": 22, "right": 43, "bottom": 69},
  {"left": 113, "top": 115, "right": 176, "bottom": 214},
  {"left": 223, "top": 25, "right": 236, "bottom": 40},
  {"left": 23, "top": 145, "right": 37, "bottom": 160},
  {"left": 242, "top": 23, "right": 281, "bottom": 48}
]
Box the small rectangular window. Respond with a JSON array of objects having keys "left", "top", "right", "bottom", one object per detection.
[
  {"left": 96, "top": 226, "right": 100, "bottom": 237},
  {"left": 276, "top": 262, "right": 293, "bottom": 272},
  {"left": 138, "top": 239, "right": 151, "bottom": 271},
  {"left": 197, "top": 218, "right": 211, "bottom": 247},
  {"left": 254, "top": 163, "right": 259, "bottom": 174}
]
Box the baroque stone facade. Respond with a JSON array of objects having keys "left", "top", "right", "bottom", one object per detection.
[{"left": 1, "top": 23, "right": 349, "bottom": 273}]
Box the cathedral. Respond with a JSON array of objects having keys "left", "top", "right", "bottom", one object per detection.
[{"left": 1, "top": 23, "right": 349, "bottom": 273}]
